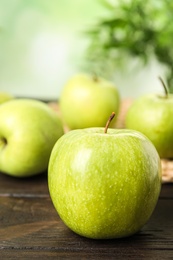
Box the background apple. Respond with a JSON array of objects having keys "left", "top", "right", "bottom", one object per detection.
[
  {"left": 125, "top": 79, "right": 173, "bottom": 158},
  {"left": 0, "top": 92, "right": 14, "bottom": 104},
  {"left": 0, "top": 98, "right": 64, "bottom": 177},
  {"left": 59, "top": 73, "right": 120, "bottom": 129},
  {"left": 48, "top": 126, "right": 161, "bottom": 239}
]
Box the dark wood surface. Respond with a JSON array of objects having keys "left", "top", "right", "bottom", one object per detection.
[{"left": 0, "top": 172, "right": 173, "bottom": 260}]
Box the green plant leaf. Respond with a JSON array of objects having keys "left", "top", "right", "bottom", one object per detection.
[{"left": 84, "top": 0, "right": 173, "bottom": 92}]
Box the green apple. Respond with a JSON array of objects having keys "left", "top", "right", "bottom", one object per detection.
[
  {"left": 0, "top": 99, "right": 64, "bottom": 177},
  {"left": 125, "top": 78, "right": 173, "bottom": 158},
  {"left": 59, "top": 73, "right": 120, "bottom": 129},
  {"left": 0, "top": 92, "right": 14, "bottom": 104},
  {"left": 48, "top": 115, "right": 161, "bottom": 239}
]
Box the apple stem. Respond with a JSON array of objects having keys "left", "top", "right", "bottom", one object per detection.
[
  {"left": 93, "top": 73, "right": 99, "bottom": 82},
  {"left": 158, "top": 76, "right": 169, "bottom": 98},
  {"left": 104, "top": 112, "right": 115, "bottom": 134},
  {"left": 0, "top": 137, "right": 7, "bottom": 148}
]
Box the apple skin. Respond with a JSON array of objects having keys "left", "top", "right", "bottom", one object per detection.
[
  {"left": 0, "top": 99, "right": 64, "bottom": 177},
  {"left": 125, "top": 94, "right": 173, "bottom": 158},
  {"left": 48, "top": 128, "right": 161, "bottom": 239},
  {"left": 0, "top": 92, "right": 14, "bottom": 104},
  {"left": 59, "top": 74, "right": 120, "bottom": 129}
]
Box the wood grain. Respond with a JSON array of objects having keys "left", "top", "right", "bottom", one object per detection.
[{"left": 0, "top": 170, "right": 173, "bottom": 259}]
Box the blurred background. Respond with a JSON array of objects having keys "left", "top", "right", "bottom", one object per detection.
[{"left": 0, "top": 0, "right": 172, "bottom": 100}]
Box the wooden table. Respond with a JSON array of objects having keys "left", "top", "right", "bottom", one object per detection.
[{"left": 0, "top": 172, "right": 173, "bottom": 259}]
